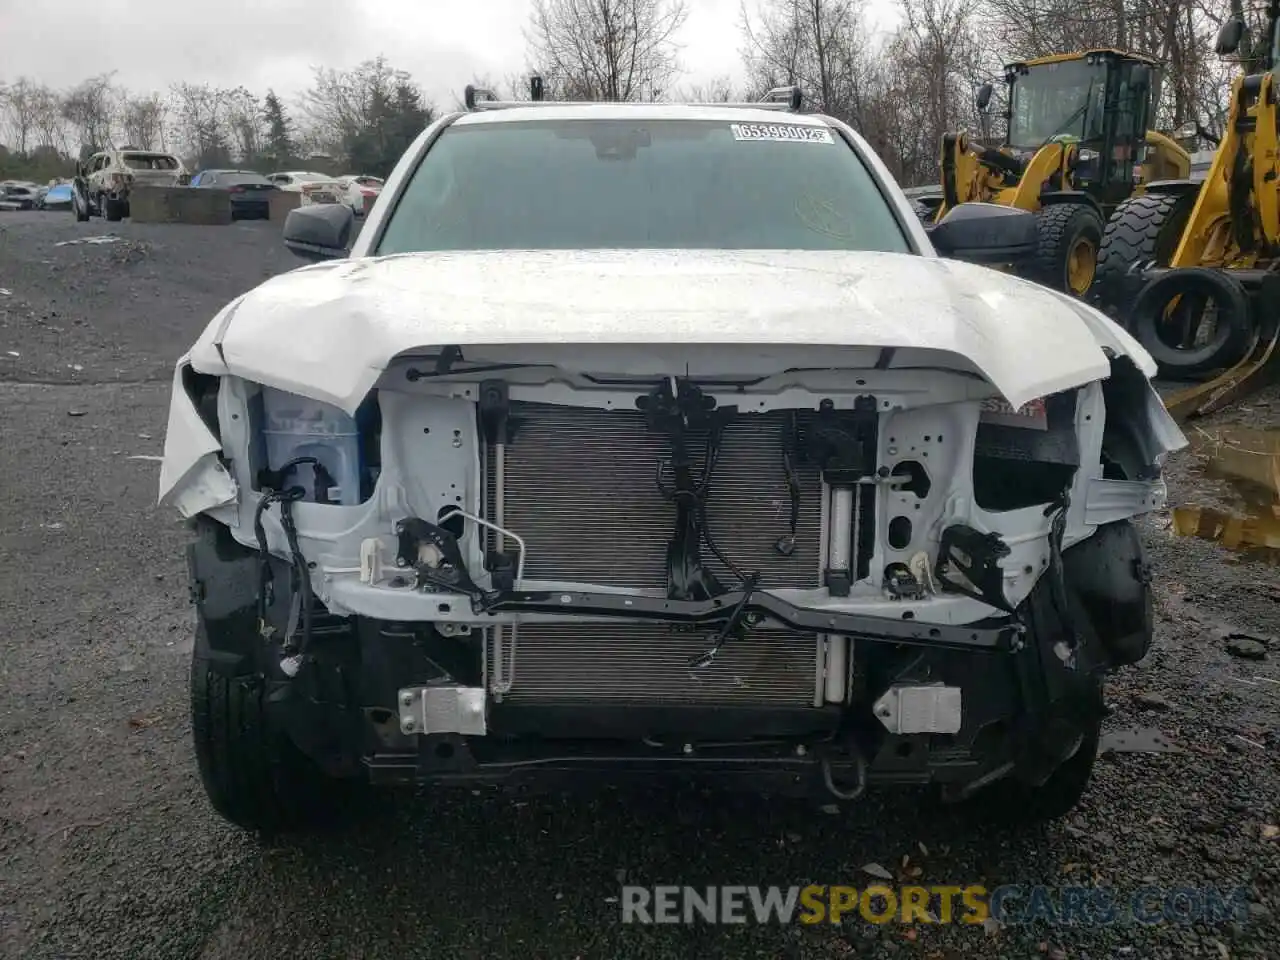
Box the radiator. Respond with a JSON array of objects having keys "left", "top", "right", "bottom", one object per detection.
[{"left": 483, "top": 401, "right": 825, "bottom": 706}]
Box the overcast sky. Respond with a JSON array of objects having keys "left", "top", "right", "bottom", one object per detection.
[{"left": 0, "top": 0, "right": 902, "bottom": 107}]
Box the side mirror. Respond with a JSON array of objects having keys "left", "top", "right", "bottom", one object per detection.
[
  {"left": 929, "top": 202, "right": 1038, "bottom": 265},
  {"left": 1216, "top": 18, "right": 1246, "bottom": 56},
  {"left": 975, "top": 83, "right": 994, "bottom": 113},
  {"left": 283, "top": 204, "right": 354, "bottom": 261}
]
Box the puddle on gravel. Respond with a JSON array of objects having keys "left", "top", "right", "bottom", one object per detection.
[{"left": 1173, "top": 426, "right": 1280, "bottom": 558}]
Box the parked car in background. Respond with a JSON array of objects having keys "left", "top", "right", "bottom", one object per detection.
[
  {"left": 73, "top": 147, "right": 189, "bottom": 222},
  {"left": 191, "top": 169, "right": 280, "bottom": 220},
  {"left": 41, "top": 183, "right": 73, "bottom": 210},
  {"left": 265, "top": 171, "right": 344, "bottom": 206},
  {"left": 0, "top": 182, "right": 40, "bottom": 210},
  {"left": 336, "top": 174, "right": 384, "bottom": 215}
]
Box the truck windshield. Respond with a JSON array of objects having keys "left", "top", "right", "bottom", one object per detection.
[
  {"left": 375, "top": 118, "right": 910, "bottom": 254},
  {"left": 1007, "top": 60, "right": 1106, "bottom": 149}
]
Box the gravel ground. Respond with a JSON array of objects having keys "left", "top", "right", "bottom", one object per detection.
[{"left": 1, "top": 209, "right": 1278, "bottom": 960}]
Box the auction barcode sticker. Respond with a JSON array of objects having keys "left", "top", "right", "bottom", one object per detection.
[{"left": 730, "top": 123, "right": 834, "bottom": 144}]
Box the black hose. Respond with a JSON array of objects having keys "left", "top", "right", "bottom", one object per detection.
[
  {"left": 696, "top": 423, "right": 750, "bottom": 585},
  {"left": 255, "top": 457, "right": 320, "bottom": 658},
  {"left": 252, "top": 491, "right": 281, "bottom": 632},
  {"left": 274, "top": 488, "right": 312, "bottom": 658},
  {"left": 1043, "top": 492, "right": 1076, "bottom": 649}
]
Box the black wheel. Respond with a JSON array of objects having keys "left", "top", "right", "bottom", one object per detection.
[
  {"left": 975, "top": 720, "right": 1102, "bottom": 824},
  {"left": 1093, "top": 192, "right": 1197, "bottom": 320},
  {"left": 962, "top": 559, "right": 1113, "bottom": 824},
  {"left": 190, "top": 629, "right": 363, "bottom": 834},
  {"left": 1130, "top": 267, "right": 1253, "bottom": 378},
  {"left": 1029, "top": 202, "right": 1104, "bottom": 297},
  {"left": 103, "top": 194, "right": 123, "bottom": 222}
]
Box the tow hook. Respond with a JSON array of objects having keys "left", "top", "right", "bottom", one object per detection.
[{"left": 821, "top": 750, "right": 867, "bottom": 801}]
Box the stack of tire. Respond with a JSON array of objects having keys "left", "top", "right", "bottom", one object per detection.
[{"left": 1093, "top": 192, "right": 1252, "bottom": 379}]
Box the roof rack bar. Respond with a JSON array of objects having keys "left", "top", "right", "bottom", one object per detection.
[
  {"left": 464, "top": 84, "right": 498, "bottom": 110},
  {"left": 761, "top": 85, "right": 805, "bottom": 111},
  {"left": 463, "top": 94, "right": 808, "bottom": 114},
  {"left": 459, "top": 78, "right": 809, "bottom": 113}
]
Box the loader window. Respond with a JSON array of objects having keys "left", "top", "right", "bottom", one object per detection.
[{"left": 1008, "top": 60, "right": 1107, "bottom": 150}]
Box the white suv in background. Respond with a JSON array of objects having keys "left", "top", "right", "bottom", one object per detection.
[
  {"left": 337, "top": 174, "right": 384, "bottom": 215},
  {"left": 265, "top": 171, "right": 344, "bottom": 206}
]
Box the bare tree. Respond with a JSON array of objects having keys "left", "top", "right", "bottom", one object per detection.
[
  {"left": 677, "top": 76, "right": 743, "bottom": 101},
  {"left": 225, "top": 89, "right": 264, "bottom": 162},
  {"left": 120, "top": 92, "right": 167, "bottom": 150},
  {"left": 1, "top": 77, "right": 41, "bottom": 153},
  {"left": 741, "top": 0, "right": 882, "bottom": 124},
  {"left": 61, "top": 73, "right": 119, "bottom": 156},
  {"left": 298, "top": 57, "right": 403, "bottom": 153},
  {"left": 168, "top": 83, "right": 237, "bottom": 167},
  {"left": 31, "top": 84, "right": 68, "bottom": 154},
  {"left": 525, "top": 0, "right": 690, "bottom": 100}
]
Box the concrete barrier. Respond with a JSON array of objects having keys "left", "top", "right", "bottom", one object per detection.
[
  {"left": 268, "top": 190, "right": 302, "bottom": 221},
  {"left": 129, "top": 186, "right": 232, "bottom": 225}
]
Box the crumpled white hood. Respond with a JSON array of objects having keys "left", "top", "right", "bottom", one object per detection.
[{"left": 189, "top": 249, "right": 1155, "bottom": 413}]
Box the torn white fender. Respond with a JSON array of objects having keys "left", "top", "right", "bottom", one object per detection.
[{"left": 158, "top": 355, "right": 238, "bottom": 515}]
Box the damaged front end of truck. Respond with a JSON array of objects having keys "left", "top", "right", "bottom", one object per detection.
[{"left": 161, "top": 250, "right": 1186, "bottom": 830}]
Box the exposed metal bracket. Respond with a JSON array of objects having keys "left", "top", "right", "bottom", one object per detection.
[
  {"left": 1084, "top": 477, "right": 1167, "bottom": 526},
  {"left": 398, "top": 686, "right": 487, "bottom": 736},
  {"left": 872, "top": 684, "right": 963, "bottom": 735}
]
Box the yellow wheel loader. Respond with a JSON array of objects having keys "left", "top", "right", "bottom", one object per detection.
[
  {"left": 1100, "top": 2, "right": 1280, "bottom": 421},
  {"left": 922, "top": 50, "right": 1191, "bottom": 298}
]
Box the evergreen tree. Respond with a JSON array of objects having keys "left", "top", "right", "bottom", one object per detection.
[{"left": 262, "top": 90, "right": 296, "bottom": 169}]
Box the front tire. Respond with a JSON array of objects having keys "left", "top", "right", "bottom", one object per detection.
[
  {"left": 960, "top": 539, "right": 1125, "bottom": 824},
  {"left": 974, "top": 718, "right": 1102, "bottom": 823},
  {"left": 1030, "top": 202, "right": 1104, "bottom": 297},
  {"left": 190, "top": 632, "right": 361, "bottom": 834}
]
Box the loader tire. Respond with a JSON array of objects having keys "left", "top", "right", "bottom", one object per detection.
[
  {"left": 1129, "top": 267, "right": 1252, "bottom": 378},
  {"left": 190, "top": 632, "right": 361, "bottom": 835},
  {"left": 1092, "top": 192, "right": 1196, "bottom": 321},
  {"left": 1030, "top": 202, "right": 1103, "bottom": 297}
]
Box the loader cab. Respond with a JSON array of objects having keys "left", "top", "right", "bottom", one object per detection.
[{"left": 1004, "top": 50, "right": 1158, "bottom": 208}]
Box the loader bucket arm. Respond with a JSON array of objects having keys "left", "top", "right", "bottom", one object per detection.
[
  {"left": 1007, "top": 140, "right": 1074, "bottom": 210},
  {"left": 1159, "top": 70, "right": 1280, "bottom": 423},
  {"left": 937, "top": 132, "right": 993, "bottom": 220}
]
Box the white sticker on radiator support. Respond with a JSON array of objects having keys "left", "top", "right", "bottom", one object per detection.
[{"left": 730, "top": 123, "right": 834, "bottom": 144}]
